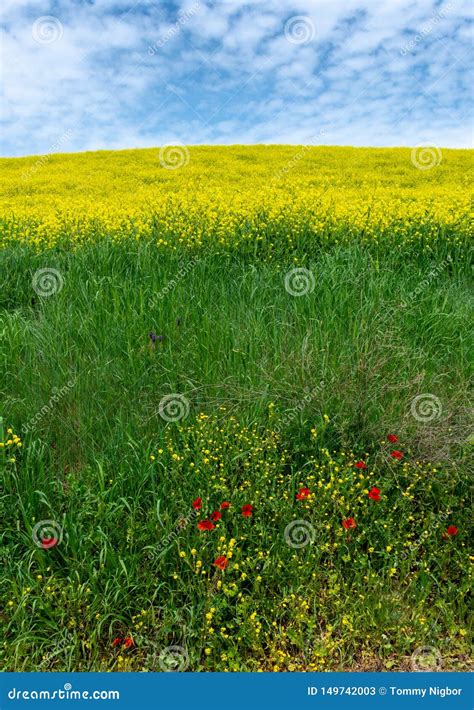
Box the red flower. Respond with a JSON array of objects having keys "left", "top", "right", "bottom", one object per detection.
[
  {"left": 40, "top": 537, "right": 58, "bottom": 549},
  {"left": 387, "top": 434, "right": 398, "bottom": 443},
  {"left": 213, "top": 555, "right": 228, "bottom": 571},
  {"left": 296, "top": 487, "right": 310, "bottom": 501},
  {"left": 446, "top": 525, "right": 458, "bottom": 536},
  {"left": 220, "top": 501, "right": 230, "bottom": 510},
  {"left": 124, "top": 636, "right": 134, "bottom": 649},
  {"left": 197, "top": 519, "right": 215, "bottom": 531},
  {"left": 354, "top": 461, "right": 367, "bottom": 469},
  {"left": 390, "top": 450, "right": 403, "bottom": 459},
  {"left": 192, "top": 497, "right": 202, "bottom": 510},
  {"left": 211, "top": 511, "right": 222, "bottom": 521},
  {"left": 112, "top": 637, "right": 122, "bottom": 647},
  {"left": 368, "top": 486, "right": 381, "bottom": 502},
  {"left": 342, "top": 518, "right": 357, "bottom": 530},
  {"left": 241, "top": 504, "right": 253, "bottom": 517}
]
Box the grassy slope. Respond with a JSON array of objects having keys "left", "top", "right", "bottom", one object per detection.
[{"left": 0, "top": 147, "right": 472, "bottom": 672}]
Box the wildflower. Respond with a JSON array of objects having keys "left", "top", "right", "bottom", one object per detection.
[
  {"left": 40, "top": 537, "right": 58, "bottom": 549},
  {"left": 390, "top": 450, "right": 403, "bottom": 459},
  {"left": 296, "top": 487, "right": 310, "bottom": 501},
  {"left": 124, "top": 636, "right": 134, "bottom": 648},
  {"left": 445, "top": 525, "right": 458, "bottom": 537},
  {"left": 387, "top": 434, "right": 398, "bottom": 443},
  {"left": 241, "top": 504, "right": 253, "bottom": 517},
  {"left": 197, "top": 520, "right": 215, "bottom": 531},
  {"left": 148, "top": 331, "right": 157, "bottom": 343},
  {"left": 368, "top": 486, "right": 381, "bottom": 502},
  {"left": 220, "top": 501, "right": 231, "bottom": 510},
  {"left": 354, "top": 461, "right": 367, "bottom": 469},
  {"left": 112, "top": 637, "right": 122, "bottom": 647},
  {"left": 214, "top": 556, "right": 229, "bottom": 571},
  {"left": 192, "top": 497, "right": 202, "bottom": 510},
  {"left": 211, "top": 511, "right": 222, "bottom": 521},
  {"left": 342, "top": 518, "right": 357, "bottom": 530}
]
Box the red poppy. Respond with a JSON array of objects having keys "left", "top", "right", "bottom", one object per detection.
[
  {"left": 123, "top": 636, "right": 134, "bottom": 649},
  {"left": 220, "top": 501, "right": 231, "bottom": 510},
  {"left": 387, "top": 434, "right": 398, "bottom": 443},
  {"left": 112, "top": 637, "right": 122, "bottom": 647},
  {"left": 446, "top": 525, "right": 458, "bottom": 536},
  {"left": 192, "top": 497, "right": 202, "bottom": 510},
  {"left": 354, "top": 461, "right": 367, "bottom": 469},
  {"left": 213, "top": 555, "right": 228, "bottom": 571},
  {"left": 342, "top": 518, "right": 357, "bottom": 530},
  {"left": 241, "top": 504, "right": 253, "bottom": 517},
  {"left": 368, "top": 486, "right": 381, "bottom": 502},
  {"left": 40, "top": 537, "right": 58, "bottom": 549},
  {"left": 390, "top": 450, "right": 403, "bottom": 459},
  {"left": 211, "top": 511, "right": 222, "bottom": 521},
  {"left": 197, "top": 519, "right": 215, "bottom": 531},
  {"left": 296, "top": 487, "right": 310, "bottom": 501}
]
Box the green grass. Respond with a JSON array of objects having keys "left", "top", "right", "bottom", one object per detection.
[{"left": 0, "top": 239, "right": 472, "bottom": 671}]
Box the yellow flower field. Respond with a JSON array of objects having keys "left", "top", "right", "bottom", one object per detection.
[{"left": 0, "top": 146, "right": 471, "bottom": 252}]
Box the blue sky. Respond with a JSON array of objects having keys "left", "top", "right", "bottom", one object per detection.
[{"left": 1, "top": 0, "right": 473, "bottom": 156}]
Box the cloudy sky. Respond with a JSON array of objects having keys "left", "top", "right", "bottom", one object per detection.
[{"left": 1, "top": 0, "right": 472, "bottom": 156}]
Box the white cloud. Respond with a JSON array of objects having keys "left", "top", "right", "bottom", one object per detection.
[{"left": 1, "top": 0, "right": 472, "bottom": 155}]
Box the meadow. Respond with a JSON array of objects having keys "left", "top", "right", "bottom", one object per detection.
[{"left": 0, "top": 146, "right": 472, "bottom": 672}]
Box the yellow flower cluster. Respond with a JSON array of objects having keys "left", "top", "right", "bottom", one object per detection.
[{"left": 0, "top": 146, "right": 471, "bottom": 252}]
